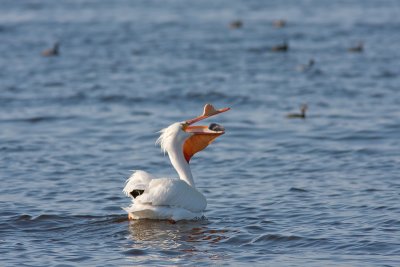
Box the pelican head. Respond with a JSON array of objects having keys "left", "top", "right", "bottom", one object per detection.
[
  {"left": 157, "top": 104, "right": 229, "bottom": 162},
  {"left": 156, "top": 104, "right": 230, "bottom": 187}
]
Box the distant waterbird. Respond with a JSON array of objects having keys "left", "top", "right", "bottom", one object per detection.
[
  {"left": 272, "top": 40, "right": 289, "bottom": 52},
  {"left": 287, "top": 104, "right": 308, "bottom": 119},
  {"left": 296, "top": 59, "right": 315, "bottom": 72},
  {"left": 273, "top": 19, "right": 286, "bottom": 28},
  {"left": 42, "top": 42, "right": 60, "bottom": 57},
  {"left": 348, "top": 42, "right": 363, "bottom": 53},
  {"left": 229, "top": 20, "right": 243, "bottom": 29}
]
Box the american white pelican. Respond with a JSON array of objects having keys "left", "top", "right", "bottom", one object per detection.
[{"left": 123, "top": 104, "right": 230, "bottom": 221}]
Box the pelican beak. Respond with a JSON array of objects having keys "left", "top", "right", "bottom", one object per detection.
[
  {"left": 185, "top": 103, "right": 230, "bottom": 126},
  {"left": 182, "top": 104, "right": 230, "bottom": 163}
]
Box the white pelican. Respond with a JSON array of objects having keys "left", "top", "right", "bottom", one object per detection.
[{"left": 123, "top": 104, "right": 230, "bottom": 221}]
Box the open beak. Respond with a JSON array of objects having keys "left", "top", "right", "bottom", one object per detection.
[
  {"left": 185, "top": 104, "right": 230, "bottom": 126},
  {"left": 182, "top": 104, "right": 230, "bottom": 163}
]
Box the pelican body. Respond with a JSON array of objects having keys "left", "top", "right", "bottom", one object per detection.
[{"left": 123, "top": 104, "right": 230, "bottom": 221}]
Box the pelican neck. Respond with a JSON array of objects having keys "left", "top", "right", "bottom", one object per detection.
[{"left": 167, "top": 144, "right": 195, "bottom": 187}]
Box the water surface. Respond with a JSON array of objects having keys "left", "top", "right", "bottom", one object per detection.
[{"left": 1, "top": 0, "right": 400, "bottom": 266}]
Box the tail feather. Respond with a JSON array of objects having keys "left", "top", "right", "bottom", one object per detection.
[
  {"left": 130, "top": 189, "right": 145, "bottom": 198},
  {"left": 123, "top": 170, "right": 155, "bottom": 198}
]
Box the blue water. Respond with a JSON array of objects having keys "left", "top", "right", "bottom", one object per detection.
[{"left": 1, "top": 0, "right": 400, "bottom": 266}]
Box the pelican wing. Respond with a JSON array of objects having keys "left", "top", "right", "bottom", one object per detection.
[{"left": 135, "top": 178, "right": 207, "bottom": 212}]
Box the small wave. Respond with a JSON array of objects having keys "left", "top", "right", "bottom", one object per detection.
[
  {"left": 150, "top": 90, "right": 256, "bottom": 107},
  {"left": 12, "top": 214, "right": 124, "bottom": 224},
  {"left": 25, "top": 116, "right": 73, "bottom": 123},
  {"left": 58, "top": 92, "right": 88, "bottom": 103},
  {"left": 43, "top": 81, "right": 65, "bottom": 87},
  {"left": 15, "top": 214, "right": 33, "bottom": 221},
  {"left": 373, "top": 206, "right": 388, "bottom": 210},
  {"left": 122, "top": 248, "right": 147, "bottom": 256},
  {"left": 334, "top": 131, "right": 383, "bottom": 142},
  {"left": 247, "top": 46, "right": 269, "bottom": 54},
  {"left": 356, "top": 21, "right": 400, "bottom": 31},
  {"left": 8, "top": 213, "right": 129, "bottom": 238},
  {"left": 254, "top": 234, "right": 303, "bottom": 242},
  {"left": 13, "top": 214, "right": 78, "bottom": 223},
  {"left": 372, "top": 70, "right": 398, "bottom": 79},
  {"left": 364, "top": 188, "right": 381, "bottom": 192},
  {"left": 222, "top": 234, "right": 253, "bottom": 245},
  {"left": 347, "top": 240, "right": 398, "bottom": 255},
  {"left": 97, "top": 94, "right": 145, "bottom": 104},
  {"left": 25, "top": 116, "right": 56, "bottom": 123},
  {"left": 186, "top": 91, "right": 228, "bottom": 100},
  {"left": 0, "top": 92, "right": 88, "bottom": 107},
  {"left": 1, "top": 115, "right": 77, "bottom": 124},
  {"left": 381, "top": 219, "right": 400, "bottom": 227},
  {"left": 244, "top": 224, "right": 264, "bottom": 232},
  {"left": 289, "top": 187, "right": 309, "bottom": 192},
  {"left": 184, "top": 91, "right": 252, "bottom": 105}
]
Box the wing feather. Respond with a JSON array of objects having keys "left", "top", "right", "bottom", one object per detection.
[{"left": 136, "top": 178, "right": 207, "bottom": 212}]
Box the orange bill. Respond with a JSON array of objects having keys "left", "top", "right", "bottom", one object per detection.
[
  {"left": 186, "top": 104, "right": 230, "bottom": 125},
  {"left": 183, "top": 126, "right": 224, "bottom": 163}
]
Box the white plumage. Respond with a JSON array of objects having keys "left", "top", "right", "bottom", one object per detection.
[{"left": 123, "top": 171, "right": 206, "bottom": 220}]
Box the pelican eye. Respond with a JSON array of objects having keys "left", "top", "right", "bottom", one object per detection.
[
  {"left": 209, "top": 123, "right": 224, "bottom": 132},
  {"left": 181, "top": 122, "right": 189, "bottom": 131}
]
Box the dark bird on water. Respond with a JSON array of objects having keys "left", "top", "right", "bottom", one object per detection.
[
  {"left": 287, "top": 104, "right": 308, "bottom": 119},
  {"left": 272, "top": 40, "right": 288, "bottom": 52},
  {"left": 42, "top": 42, "right": 60, "bottom": 57},
  {"left": 273, "top": 19, "right": 286, "bottom": 28},
  {"left": 229, "top": 20, "right": 243, "bottom": 29},
  {"left": 297, "top": 59, "right": 315, "bottom": 72},
  {"left": 348, "top": 42, "right": 363, "bottom": 53}
]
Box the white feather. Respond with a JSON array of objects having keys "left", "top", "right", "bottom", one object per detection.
[
  {"left": 124, "top": 204, "right": 203, "bottom": 221},
  {"left": 156, "top": 122, "right": 185, "bottom": 154},
  {"left": 136, "top": 178, "right": 207, "bottom": 212}
]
